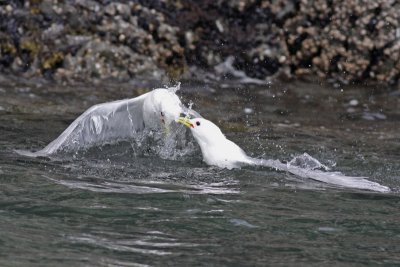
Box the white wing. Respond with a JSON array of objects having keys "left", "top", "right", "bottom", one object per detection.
[{"left": 37, "top": 92, "right": 150, "bottom": 155}]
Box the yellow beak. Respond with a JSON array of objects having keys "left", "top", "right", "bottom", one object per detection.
[{"left": 177, "top": 116, "right": 194, "bottom": 128}]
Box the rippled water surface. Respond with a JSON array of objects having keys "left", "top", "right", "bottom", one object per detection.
[{"left": 1, "top": 76, "right": 400, "bottom": 266}]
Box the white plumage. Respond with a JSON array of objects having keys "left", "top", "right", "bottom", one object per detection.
[{"left": 36, "top": 86, "right": 190, "bottom": 155}]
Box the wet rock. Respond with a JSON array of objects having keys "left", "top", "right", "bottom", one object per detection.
[
  {"left": 104, "top": 3, "right": 116, "bottom": 16},
  {"left": 54, "top": 39, "right": 163, "bottom": 81},
  {"left": 75, "top": 0, "right": 100, "bottom": 13},
  {"left": 281, "top": 0, "right": 400, "bottom": 86},
  {"left": 42, "top": 23, "right": 64, "bottom": 40},
  {"left": 65, "top": 35, "right": 92, "bottom": 47},
  {"left": 0, "top": 0, "right": 398, "bottom": 86}
]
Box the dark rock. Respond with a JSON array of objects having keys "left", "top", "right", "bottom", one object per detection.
[{"left": 0, "top": 0, "right": 398, "bottom": 87}]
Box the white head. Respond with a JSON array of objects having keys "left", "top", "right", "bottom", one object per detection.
[
  {"left": 159, "top": 93, "right": 183, "bottom": 126},
  {"left": 143, "top": 89, "right": 183, "bottom": 128},
  {"left": 177, "top": 116, "right": 249, "bottom": 168},
  {"left": 177, "top": 117, "right": 226, "bottom": 146}
]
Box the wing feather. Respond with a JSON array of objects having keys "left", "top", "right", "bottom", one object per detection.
[{"left": 37, "top": 93, "right": 149, "bottom": 155}]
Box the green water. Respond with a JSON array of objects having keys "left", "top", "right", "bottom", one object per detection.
[{"left": 1, "top": 76, "right": 400, "bottom": 266}]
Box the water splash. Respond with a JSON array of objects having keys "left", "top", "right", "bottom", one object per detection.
[
  {"left": 249, "top": 155, "right": 390, "bottom": 193},
  {"left": 166, "top": 82, "right": 181, "bottom": 93},
  {"left": 157, "top": 124, "right": 197, "bottom": 160},
  {"left": 288, "top": 153, "right": 330, "bottom": 171}
]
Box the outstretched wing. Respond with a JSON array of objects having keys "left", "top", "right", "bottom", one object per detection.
[{"left": 37, "top": 93, "right": 150, "bottom": 155}]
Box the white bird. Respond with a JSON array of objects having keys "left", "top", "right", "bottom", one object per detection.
[
  {"left": 177, "top": 116, "right": 390, "bottom": 192},
  {"left": 178, "top": 116, "right": 251, "bottom": 169},
  {"left": 32, "top": 85, "right": 198, "bottom": 156}
]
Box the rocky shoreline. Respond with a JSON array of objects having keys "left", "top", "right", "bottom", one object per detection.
[{"left": 0, "top": 0, "right": 399, "bottom": 87}]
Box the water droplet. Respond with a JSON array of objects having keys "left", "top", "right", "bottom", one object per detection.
[
  {"left": 244, "top": 107, "right": 253, "bottom": 114},
  {"left": 349, "top": 99, "right": 359, "bottom": 106}
]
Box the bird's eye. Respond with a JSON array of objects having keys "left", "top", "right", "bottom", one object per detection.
[
  {"left": 196, "top": 121, "right": 201, "bottom": 126},
  {"left": 161, "top": 111, "right": 165, "bottom": 116}
]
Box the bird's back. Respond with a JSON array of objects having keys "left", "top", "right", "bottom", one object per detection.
[{"left": 200, "top": 138, "right": 250, "bottom": 169}]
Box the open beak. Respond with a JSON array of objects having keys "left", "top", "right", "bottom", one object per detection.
[{"left": 177, "top": 116, "right": 194, "bottom": 128}]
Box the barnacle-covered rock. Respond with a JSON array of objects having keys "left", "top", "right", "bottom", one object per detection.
[
  {"left": 281, "top": 0, "right": 400, "bottom": 86},
  {"left": 0, "top": 0, "right": 398, "bottom": 87}
]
